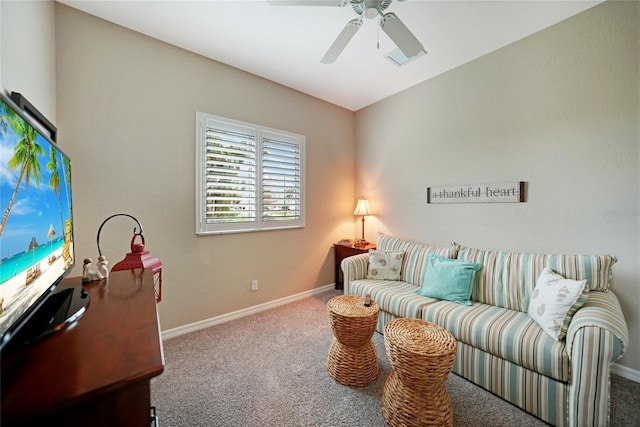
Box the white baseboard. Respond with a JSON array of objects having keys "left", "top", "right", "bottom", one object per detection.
[
  {"left": 612, "top": 362, "right": 640, "bottom": 383},
  {"left": 160, "top": 283, "right": 336, "bottom": 341}
]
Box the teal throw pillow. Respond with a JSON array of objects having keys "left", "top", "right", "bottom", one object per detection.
[{"left": 417, "top": 254, "right": 482, "bottom": 305}]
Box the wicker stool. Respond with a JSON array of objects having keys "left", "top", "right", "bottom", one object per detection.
[
  {"left": 382, "top": 318, "right": 457, "bottom": 427},
  {"left": 326, "top": 295, "right": 379, "bottom": 386}
]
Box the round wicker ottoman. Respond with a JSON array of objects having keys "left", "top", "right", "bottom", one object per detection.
[
  {"left": 326, "top": 295, "right": 379, "bottom": 386},
  {"left": 382, "top": 318, "right": 457, "bottom": 427}
]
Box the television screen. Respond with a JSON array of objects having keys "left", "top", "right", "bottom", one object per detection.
[{"left": 0, "top": 94, "right": 75, "bottom": 348}]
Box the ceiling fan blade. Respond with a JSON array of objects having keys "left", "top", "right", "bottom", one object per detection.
[
  {"left": 380, "top": 12, "right": 424, "bottom": 58},
  {"left": 321, "top": 18, "right": 362, "bottom": 64},
  {"left": 267, "top": 0, "right": 347, "bottom": 6}
]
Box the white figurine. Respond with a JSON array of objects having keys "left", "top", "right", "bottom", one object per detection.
[
  {"left": 96, "top": 255, "right": 109, "bottom": 279},
  {"left": 82, "top": 258, "right": 104, "bottom": 282}
]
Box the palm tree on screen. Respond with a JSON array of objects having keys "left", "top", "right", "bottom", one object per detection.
[
  {"left": 0, "top": 106, "right": 45, "bottom": 236},
  {"left": 63, "top": 156, "right": 71, "bottom": 211},
  {"left": 47, "top": 145, "right": 64, "bottom": 238}
]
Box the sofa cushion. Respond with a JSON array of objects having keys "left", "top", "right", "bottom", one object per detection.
[
  {"left": 417, "top": 254, "right": 482, "bottom": 306},
  {"left": 350, "top": 279, "right": 439, "bottom": 320},
  {"left": 367, "top": 250, "right": 404, "bottom": 280},
  {"left": 527, "top": 268, "right": 590, "bottom": 340},
  {"left": 457, "top": 246, "right": 616, "bottom": 312},
  {"left": 453, "top": 342, "right": 568, "bottom": 427},
  {"left": 376, "top": 232, "right": 458, "bottom": 286},
  {"left": 422, "top": 301, "right": 569, "bottom": 381}
]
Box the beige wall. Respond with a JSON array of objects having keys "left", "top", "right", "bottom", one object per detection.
[
  {"left": 1, "top": 0, "right": 57, "bottom": 120},
  {"left": 355, "top": 1, "right": 639, "bottom": 372},
  {"left": 54, "top": 4, "right": 356, "bottom": 330}
]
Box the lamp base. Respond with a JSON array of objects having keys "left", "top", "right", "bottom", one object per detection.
[{"left": 354, "top": 238, "right": 368, "bottom": 247}]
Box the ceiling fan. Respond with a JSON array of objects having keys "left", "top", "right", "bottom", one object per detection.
[{"left": 268, "top": 0, "right": 425, "bottom": 64}]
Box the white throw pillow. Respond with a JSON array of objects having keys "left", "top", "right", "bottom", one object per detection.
[
  {"left": 367, "top": 250, "right": 404, "bottom": 280},
  {"left": 527, "top": 267, "right": 589, "bottom": 340}
]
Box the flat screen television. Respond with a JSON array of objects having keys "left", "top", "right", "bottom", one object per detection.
[{"left": 0, "top": 93, "right": 87, "bottom": 352}]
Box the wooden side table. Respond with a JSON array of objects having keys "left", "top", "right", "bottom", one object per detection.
[{"left": 333, "top": 242, "right": 376, "bottom": 289}]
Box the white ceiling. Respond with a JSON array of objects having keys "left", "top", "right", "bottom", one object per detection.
[{"left": 57, "top": 0, "right": 603, "bottom": 111}]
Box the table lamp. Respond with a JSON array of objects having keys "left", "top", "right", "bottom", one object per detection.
[{"left": 353, "top": 198, "right": 371, "bottom": 244}]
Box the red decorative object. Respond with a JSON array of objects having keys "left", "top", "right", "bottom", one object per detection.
[
  {"left": 111, "top": 234, "right": 163, "bottom": 303},
  {"left": 96, "top": 213, "right": 163, "bottom": 303}
]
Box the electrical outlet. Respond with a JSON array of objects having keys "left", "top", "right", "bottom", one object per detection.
[{"left": 251, "top": 280, "right": 258, "bottom": 291}]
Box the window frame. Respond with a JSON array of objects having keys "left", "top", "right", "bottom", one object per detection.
[{"left": 195, "top": 112, "right": 306, "bottom": 235}]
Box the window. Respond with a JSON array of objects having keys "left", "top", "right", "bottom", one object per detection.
[{"left": 195, "top": 113, "right": 305, "bottom": 235}]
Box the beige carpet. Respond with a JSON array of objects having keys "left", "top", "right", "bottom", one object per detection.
[{"left": 151, "top": 289, "right": 639, "bottom": 426}]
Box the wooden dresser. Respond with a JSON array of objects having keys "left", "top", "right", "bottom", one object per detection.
[{"left": 1, "top": 269, "right": 164, "bottom": 427}]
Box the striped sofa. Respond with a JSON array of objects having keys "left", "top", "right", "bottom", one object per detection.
[{"left": 342, "top": 233, "right": 628, "bottom": 427}]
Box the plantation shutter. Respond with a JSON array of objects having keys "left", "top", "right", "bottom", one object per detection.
[
  {"left": 204, "top": 123, "right": 256, "bottom": 224},
  {"left": 262, "top": 132, "right": 302, "bottom": 222},
  {"left": 196, "top": 112, "right": 305, "bottom": 235}
]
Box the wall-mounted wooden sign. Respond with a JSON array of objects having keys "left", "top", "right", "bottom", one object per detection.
[{"left": 427, "top": 182, "right": 526, "bottom": 204}]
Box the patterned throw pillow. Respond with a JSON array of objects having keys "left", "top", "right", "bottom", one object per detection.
[
  {"left": 527, "top": 268, "right": 590, "bottom": 340},
  {"left": 367, "top": 250, "right": 404, "bottom": 280}
]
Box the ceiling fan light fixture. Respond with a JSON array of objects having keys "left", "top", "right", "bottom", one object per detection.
[
  {"left": 274, "top": 0, "right": 423, "bottom": 65},
  {"left": 364, "top": 6, "right": 379, "bottom": 19}
]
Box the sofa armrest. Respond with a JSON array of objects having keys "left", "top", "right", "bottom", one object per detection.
[
  {"left": 340, "top": 253, "right": 369, "bottom": 295},
  {"left": 565, "top": 290, "right": 628, "bottom": 426},
  {"left": 566, "top": 290, "right": 628, "bottom": 361}
]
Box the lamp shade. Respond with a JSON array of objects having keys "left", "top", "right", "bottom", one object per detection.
[{"left": 353, "top": 199, "right": 371, "bottom": 216}]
